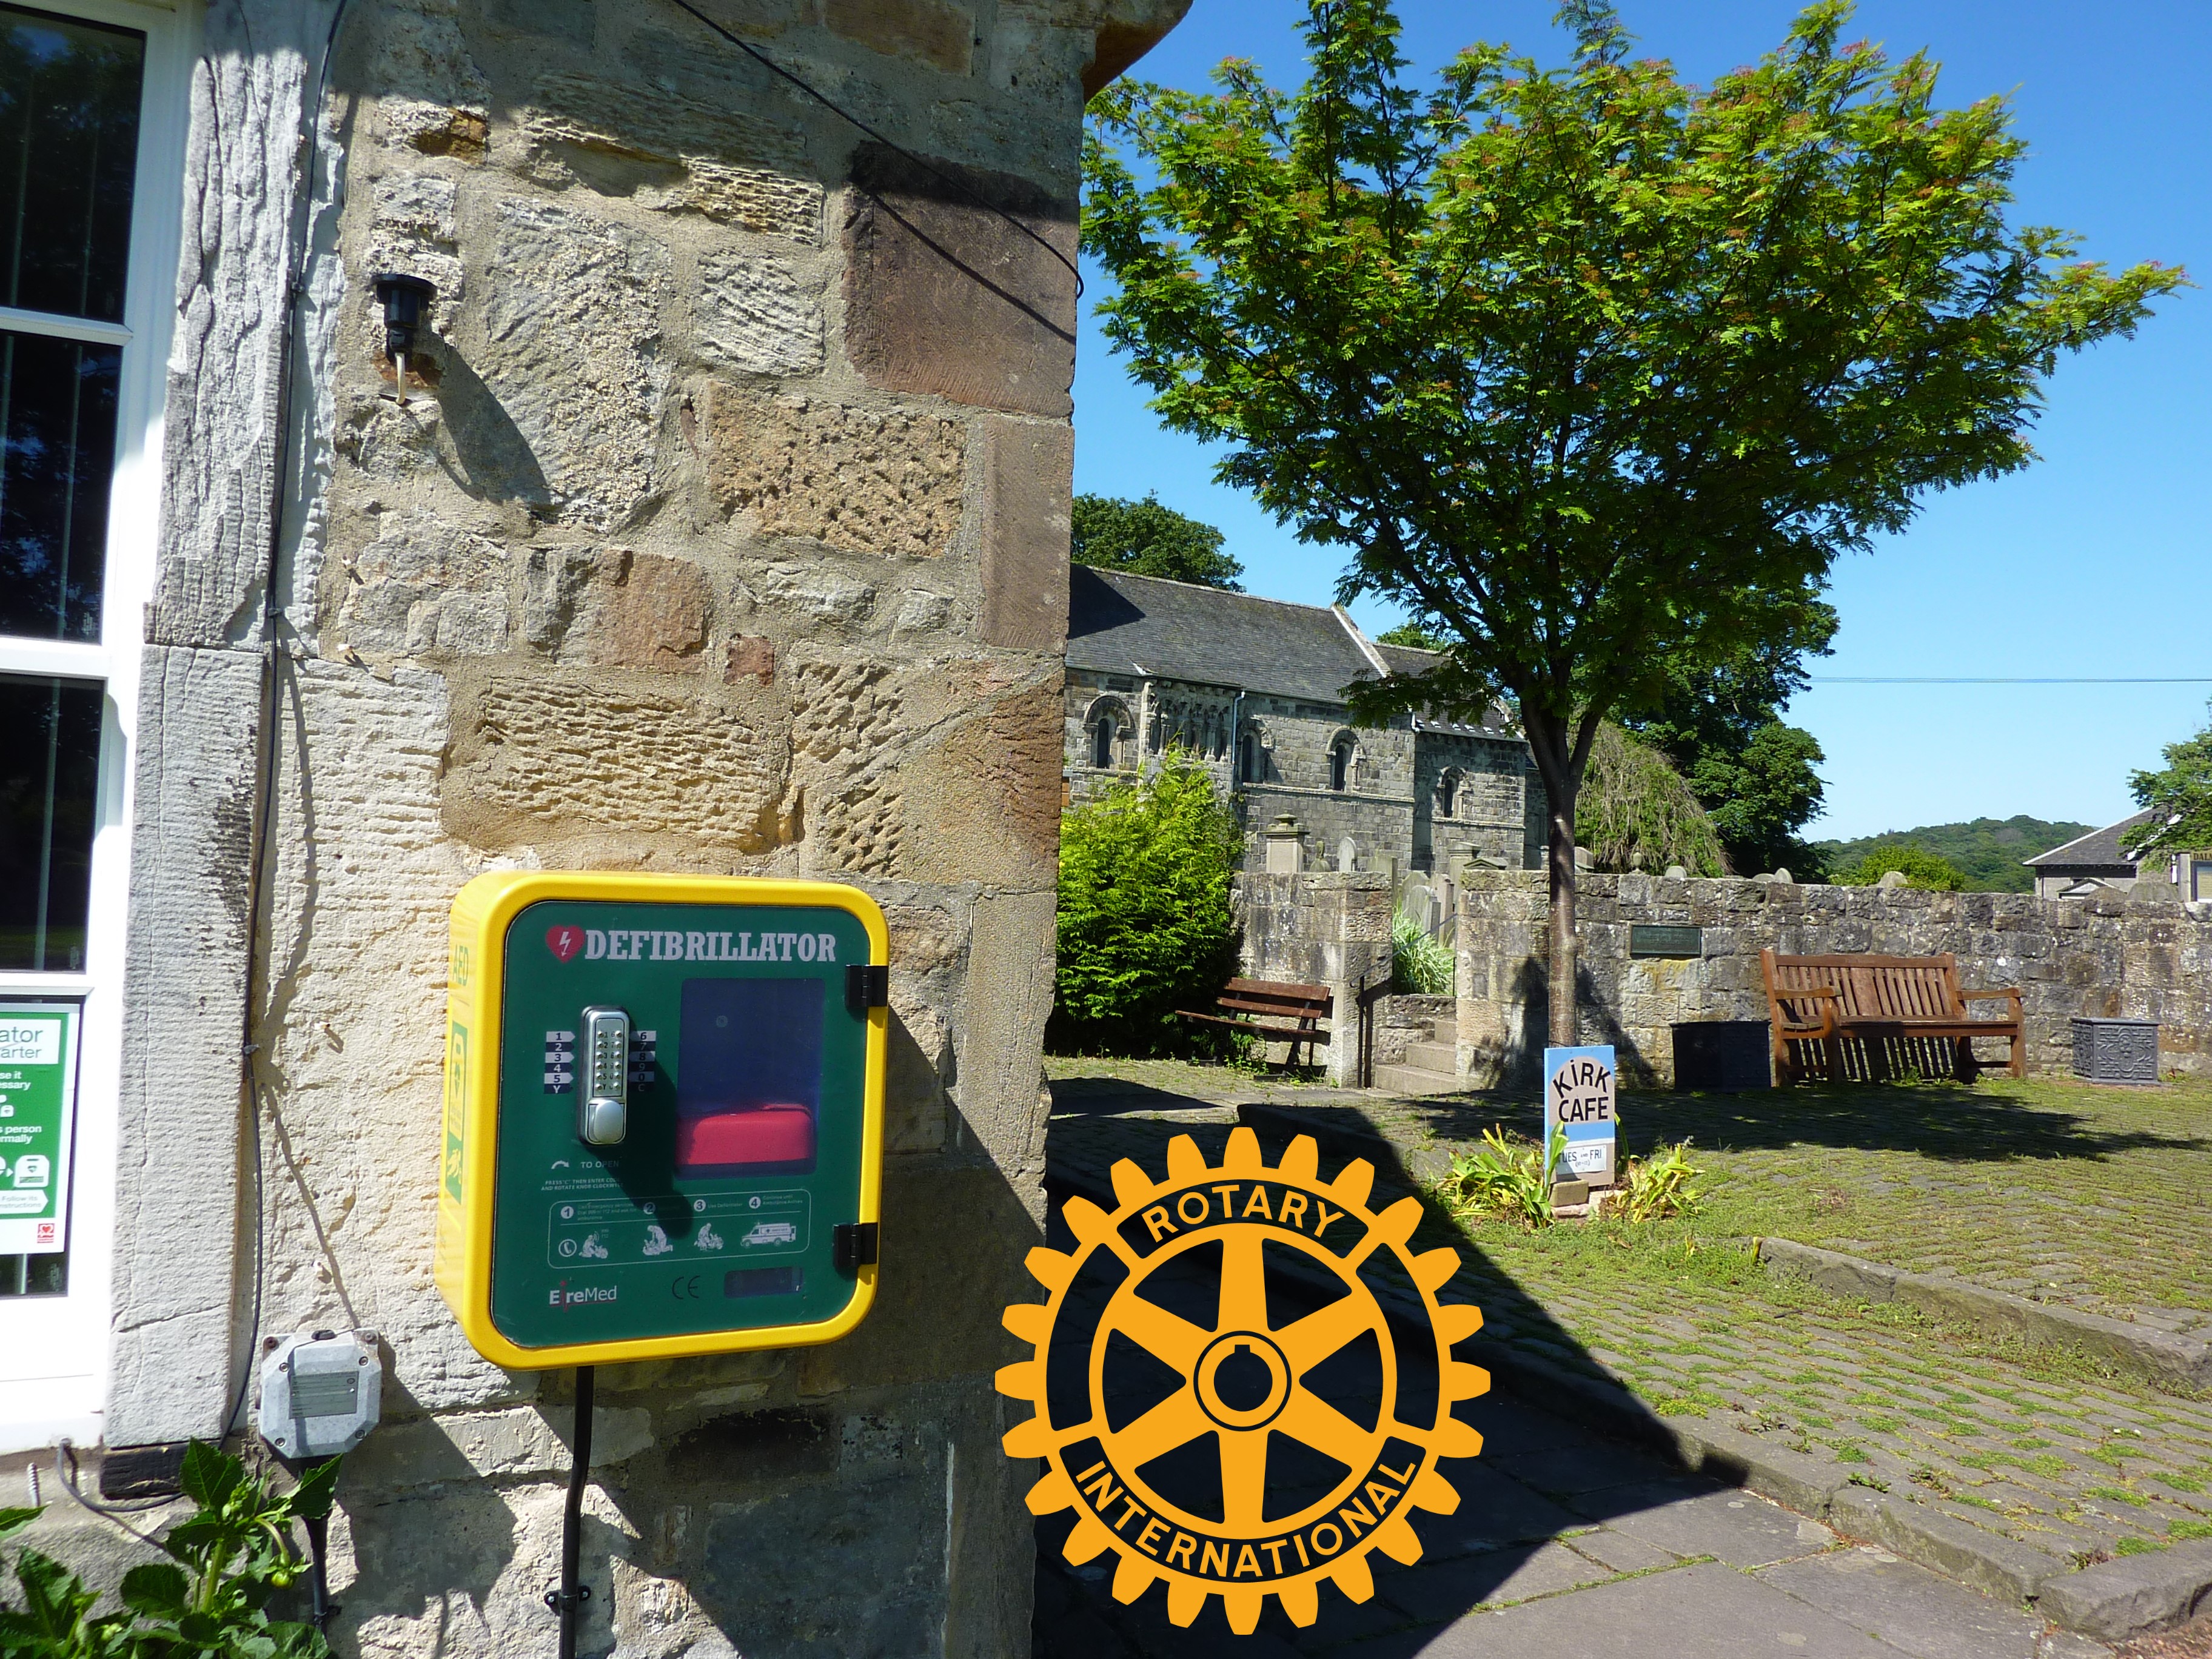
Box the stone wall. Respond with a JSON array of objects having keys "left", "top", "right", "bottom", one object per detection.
[
  {"left": 99, "top": 2, "right": 1187, "bottom": 1656},
  {"left": 1233, "top": 871, "right": 1392, "bottom": 1084},
  {"left": 1456, "top": 871, "right": 2212, "bottom": 1088}
]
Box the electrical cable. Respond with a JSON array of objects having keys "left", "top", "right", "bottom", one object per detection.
[
  {"left": 1809, "top": 677, "right": 2212, "bottom": 685},
  {"left": 654, "top": 0, "right": 1081, "bottom": 295},
  {"left": 223, "top": 0, "right": 358, "bottom": 1449},
  {"left": 51, "top": 1443, "right": 172, "bottom": 1543},
  {"left": 548, "top": 1366, "right": 597, "bottom": 1659}
]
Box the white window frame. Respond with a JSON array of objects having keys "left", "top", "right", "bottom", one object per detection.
[{"left": 0, "top": 0, "right": 196, "bottom": 1453}]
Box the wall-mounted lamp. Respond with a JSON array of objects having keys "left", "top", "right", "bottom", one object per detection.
[{"left": 372, "top": 272, "right": 437, "bottom": 397}]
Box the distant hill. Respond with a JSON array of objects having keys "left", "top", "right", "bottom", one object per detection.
[{"left": 1814, "top": 816, "right": 2095, "bottom": 893}]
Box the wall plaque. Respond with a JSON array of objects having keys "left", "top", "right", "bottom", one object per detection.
[{"left": 1629, "top": 923, "right": 1702, "bottom": 959}]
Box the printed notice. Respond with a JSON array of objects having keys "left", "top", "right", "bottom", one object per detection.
[{"left": 0, "top": 1004, "right": 81, "bottom": 1253}]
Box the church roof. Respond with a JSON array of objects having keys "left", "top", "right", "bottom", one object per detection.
[{"left": 1066, "top": 566, "right": 1382, "bottom": 705}]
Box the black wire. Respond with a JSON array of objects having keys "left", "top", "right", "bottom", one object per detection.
[
  {"left": 226, "top": 0, "right": 357, "bottom": 1443},
  {"left": 52, "top": 1443, "right": 172, "bottom": 1540},
  {"left": 654, "top": 0, "right": 1081, "bottom": 297},
  {"left": 551, "top": 1366, "right": 596, "bottom": 1659}
]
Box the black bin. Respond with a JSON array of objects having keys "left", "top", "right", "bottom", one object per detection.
[{"left": 1672, "top": 1021, "right": 1772, "bottom": 1091}]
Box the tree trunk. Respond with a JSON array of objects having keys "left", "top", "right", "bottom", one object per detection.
[
  {"left": 1546, "top": 787, "right": 1578, "bottom": 1048},
  {"left": 1522, "top": 708, "right": 1584, "bottom": 1050}
]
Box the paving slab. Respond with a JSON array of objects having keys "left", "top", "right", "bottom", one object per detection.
[
  {"left": 1359, "top": 1559, "right": 1911, "bottom": 1658},
  {"left": 1564, "top": 1524, "right": 1686, "bottom": 1574},
  {"left": 1407, "top": 1461, "right": 1583, "bottom": 1555},
  {"left": 1380, "top": 1538, "right": 1612, "bottom": 1623},
  {"left": 1574, "top": 1478, "right": 1838, "bottom": 1567},
  {"left": 1760, "top": 1547, "right": 2052, "bottom": 1659},
  {"left": 1495, "top": 1440, "right": 1682, "bottom": 1498}
]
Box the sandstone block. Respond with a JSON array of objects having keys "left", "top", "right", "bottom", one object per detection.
[
  {"left": 705, "top": 389, "right": 965, "bottom": 558},
  {"left": 380, "top": 98, "right": 488, "bottom": 158},
  {"left": 843, "top": 144, "right": 1076, "bottom": 417},
  {"left": 725, "top": 635, "right": 776, "bottom": 685},
  {"left": 695, "top": 253, "right": 823, "bottom": 376},
  {"left": 337, "top": 514, "right": 509, "bottom": 657},
  {"left": 591, "top": 552, "right": 711, "bottom": 670},
  {"left": 825, "top": 0, "right": 974, "bottom": 73},
  {"left": 444, "top": 675, "right": 785, "bottom": 852},
  {"left": 483, "top": 198, "right": 672, "bottom": 532},
  {"left": 979, "top": 418, "right": 1073, "bottom": 651}
]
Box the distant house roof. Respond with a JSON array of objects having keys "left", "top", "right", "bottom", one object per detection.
[
  {"left": 2023, "top": 809, "right": 2156, "bottom": 872},
  {"left": 1065, "top": 566, "right": 1382, "bottom": 706}
]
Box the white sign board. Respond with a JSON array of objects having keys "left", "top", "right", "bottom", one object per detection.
[{"left": 1543, "top": 1044, "right": 1617, "bottom": 1185}]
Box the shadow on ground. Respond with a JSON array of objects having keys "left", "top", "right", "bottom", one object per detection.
[{"left": 1025, "top": 1088, "right": 1814, "bottom": 1656}]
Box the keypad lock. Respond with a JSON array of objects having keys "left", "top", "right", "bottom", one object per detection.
[{"left": 579, "top": 1006, "right": 630, "bottom": 1145}]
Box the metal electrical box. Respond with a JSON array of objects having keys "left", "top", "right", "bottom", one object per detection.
[{"left": 435, "top": 873, "right": 888, "bottom": 1367}]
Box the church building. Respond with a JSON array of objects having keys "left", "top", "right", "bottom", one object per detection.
[{"left": 1062, "top": 566, "right": 1546, "bottom": 876}]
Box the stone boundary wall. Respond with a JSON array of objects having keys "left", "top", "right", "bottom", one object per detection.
[
  {"left": 1456, "top": 871, "right": 2212, "bottom": 1088},
  {"left": 1233, "top": 872, "right": 1392, "bottom": 1084}
]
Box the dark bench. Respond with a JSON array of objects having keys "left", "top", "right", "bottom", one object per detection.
[
  {"left": 1761, "top": 948, "right": 2024, "bottom": 1084},
  {"left": 1178, "top": 977, "right": 1332, "bottom": 1067}
]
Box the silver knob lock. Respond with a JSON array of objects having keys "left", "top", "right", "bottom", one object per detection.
[{"left": 578, "top": 1005, "right": 631, "bottom": 1146}]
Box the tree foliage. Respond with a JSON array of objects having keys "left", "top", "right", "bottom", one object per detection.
[
  {"left": 1375, "top": 622, "right": 1449, "bottom": 651},
  {"left": 1051, "top": 754, "right": 1243, "bottom": 1054},
  {"left": 1575, "top": 723, "right": 1727, "bottom": 876},
  {"left": 1818, "top": 815, "right": 2090, "bottom": 892},
  {"left": 1831, "top": 845, "right": 1966, "bottom": 890},
  {"left": 2126, "top": 701, "right": 2212, "bottom": 860},
  {"left": 1082, "top": 0, "right": 2183, "bottom": 1039},
  {"left": 1071, "top": 492, "right": 1244, "bottom": 589}
]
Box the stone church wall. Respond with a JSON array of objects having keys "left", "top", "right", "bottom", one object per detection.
[{"left": 95, "top": 2, "right": 1185, "bottom": 1655}]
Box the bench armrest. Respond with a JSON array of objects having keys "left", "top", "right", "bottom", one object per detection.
[
  {"left": 1769, "top": 985, "right": 1840, "bottom": 1038},
  {"left": 1959, "top": 987, "right": 2020, "bottom": 1002}
]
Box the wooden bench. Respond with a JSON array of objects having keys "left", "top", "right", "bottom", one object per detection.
[
  {"left": 1178, "top": 977, "right": 1332, "bottom": 1067},
  {"left": 1761, "top": 949, "right": 2024, "bottom": 1084}
]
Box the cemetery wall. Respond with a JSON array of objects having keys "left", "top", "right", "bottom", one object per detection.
[{"left": 1456, "top": 871, "right": 2212, "bottom": 1089}]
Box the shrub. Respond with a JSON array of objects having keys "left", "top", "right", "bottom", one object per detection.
[
  {"left": 1831, "top": 845, "right": 1966, "bottom": 890},
  {"left": 1619, "top": 1139, "right": 1704, "bottom": 1222},
  {"left": 1389, "top": 905, "right": 1453, "bottom": 996},
  {"left": 1051, "top": 752, "right": 1242, "bottom": 1055},
  {"left": 0, "top": 1441, "right": 337, "bottom": 1656}
]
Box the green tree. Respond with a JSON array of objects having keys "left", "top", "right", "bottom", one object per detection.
[
  {"left": 1375, "top": 622, "right": 1449, "bottom": 652},
  {"left": 1576, "top": 723, "right": 1728, "bottom": 876},
  {"left": 1083, "top": 0, "right": 2182, "bottom": 1042},
  {"left": 2125, "top": 701, "right": 2212, "bottom": 860},
  {"left": 1071, "top": 492, "right": 1244, "bottom": 589},
  {"left": 1831, "top": 845, "right": 1966, "bottom": 890},
  {"left": 1051, "top": 754, "right": 1242, "bottom": 1054}
]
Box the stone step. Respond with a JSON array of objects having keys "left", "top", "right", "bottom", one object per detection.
[
  {"left": 1405, "top": 1039, "right": 1459, "bottom": 1074},
  {"left": 1423, "top": 1016, "right": 1457, "bottom": 1045},
  {"left": 1372, "top": 1062, "right": 1466, "bottom": 1098}
]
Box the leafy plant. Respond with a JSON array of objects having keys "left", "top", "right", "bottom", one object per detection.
[
  {"left": 0, "top": 1443, "right": 335, "bottom": 1657},
  {"left": 1441, "top": 1125, "right": 1566, "bottom": 1230},
  {"left": 1389, "top": 905, "right": 1453, "bottom": 996},
  {"left": 1621, "top": 1141, "right": 1704, "bottom": 1222},
  {"left": 1051, "top": 751, "right": 1242, "bottom": 1056},
  {"left": 1831, "top": 845, "right": 1966, "bottom": 890}
]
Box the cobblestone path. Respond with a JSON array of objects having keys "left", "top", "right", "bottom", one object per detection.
[{"left": 1043, "top": 1081, "right": 2212, "bottom": 1575}]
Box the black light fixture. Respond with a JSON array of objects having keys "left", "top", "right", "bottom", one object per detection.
[{"left": 372, "top": 272, "right": 437, "bottom": 395}]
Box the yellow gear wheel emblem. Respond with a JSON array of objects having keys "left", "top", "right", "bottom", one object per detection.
[{"left": 996, "top": 1127, "right": 1487, "bottom": 1634}]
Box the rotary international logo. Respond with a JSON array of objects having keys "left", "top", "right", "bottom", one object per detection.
[{"left": 994, "top": 1128, "right": 1487, "bottom": 1634}]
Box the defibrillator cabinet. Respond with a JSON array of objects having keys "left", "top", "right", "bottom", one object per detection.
[{"left": 435, "top": 872, "right": 888, "bottom": 1367}]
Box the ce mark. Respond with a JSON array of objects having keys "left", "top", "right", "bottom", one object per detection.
[{"left": 670, "top": 1273, "right": 707, "bottom": 1301}]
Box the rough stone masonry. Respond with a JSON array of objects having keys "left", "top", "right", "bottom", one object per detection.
[
  {"left": 101, "top": 2, "right": 1188, "bottom": 1655},
  {"left": 1455, "top": 870, "right": 2212, "bottom": 1088}
]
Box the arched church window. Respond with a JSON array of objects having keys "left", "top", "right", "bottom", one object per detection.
[
  {"left": 1091, "top": 717, "right": 1114, "bottom": 769},
  {"left": 1436, "top": 768, "right": 1464, "bottom": 819},
  {"left": 1330, "top": 736, "right": 1355, "bottom": 792}
]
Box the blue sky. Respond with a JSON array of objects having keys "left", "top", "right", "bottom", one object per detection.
[{"left": 1072, "top": 0, "right": 2210, "bottom": 842}]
